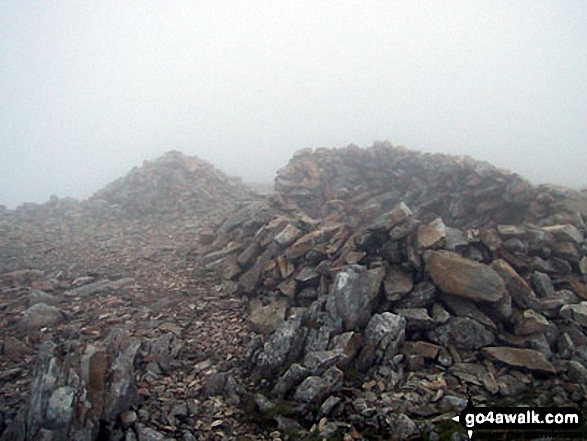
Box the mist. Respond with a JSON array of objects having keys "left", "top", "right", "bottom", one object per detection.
[{"left": 1, "top": 0, "right": 586, "bottom": 209}]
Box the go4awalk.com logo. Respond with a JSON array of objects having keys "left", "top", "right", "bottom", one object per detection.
[{"left": 452, "top": 398, "right": 584, "bottom": 439}]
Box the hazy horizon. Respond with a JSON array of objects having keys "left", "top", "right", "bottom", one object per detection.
[{"left": 1, "top": 1, "right": 586, "bottom": 209}]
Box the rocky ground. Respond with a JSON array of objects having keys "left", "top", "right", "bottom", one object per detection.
[{"left": 1, "top": 145, "right": 587, "bottom": 440}]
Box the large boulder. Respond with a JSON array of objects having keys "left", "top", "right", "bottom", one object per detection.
[
  {"left": 425, "top": 251, "right": 506, "bottom": 302},
  {"left": 326, "top": 265, "right": 385, "bottom": 331}
]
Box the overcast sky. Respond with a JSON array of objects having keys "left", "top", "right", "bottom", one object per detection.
[{"left": 1, "top": 1, "right": 586, "bottom": 208}]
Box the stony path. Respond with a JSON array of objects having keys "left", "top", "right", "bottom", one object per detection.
[{"left": 0, "top": 212, "right": 276, "bottom": 440}]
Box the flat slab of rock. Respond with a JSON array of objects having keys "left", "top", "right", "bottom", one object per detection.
[
  {"left": 481, "top": 347, "right": 556, "bottom": 374},
  {"left": 542, "top": 224, "right": 584, "bottom": 244},
  {"left": 425, "top": 250, "right": 506, "bottom": 302}
]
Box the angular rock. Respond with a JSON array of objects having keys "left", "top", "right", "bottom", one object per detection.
[
  {"left": 481, "top": 347, "right": 556, "bottom": 374},
  {"left": 514, "top": 309, "right": 549, "bottom": 335},
  {"left": 248, "top": 297, "right": 288, "bottom": 335},
  {"left": 417, "top": 218, "right": 447, "bottom": 249},
  {"left": 236, "top": 241, "right": 263, "bottom": 268},
  {"left": 441, "top": 294, "right": 497, "bottom": 329},
  {"left": 425, "top": 251, "right": 506, "bottom": 302},
  {"left": 363, "top": 312, "right": 406, "bottom": 364},
  {"left": 427, "top": 317, "right": 494, "bottom": 350},
  {"left": 293, "top": 366, "right": 343, "bottom": 403},
  {"left": 303, "top": 350, "right": 345, "bottom": 374},
  {"left": 531, "top": 271, "right": 556, "bottom": 298},
  {"left": 401, "top": 341, "right": 439, "bottom": 360},
  {"left": 272, "top": 363, "right": 310, "bottom": 398},
  {"left": 395, "top": 282, "right": 437, "bottom": 309},
  {"left": 560, "top": 302, "right": 587, "bottom": 327},
  {"left": 366, "top": 202, "right": 412, "bottom": 232},
  {"left": 254, "top": 314, "right": 307, "bottom": 378},
  {"left": 396, "top": 308, "right": 435, "bottom": 331},
  {"left": 383, "top": 266, "right": 414, "bottom": 302},
  {"left": 491, "top": 259, "right": 540, "bottom": 310},
  {"left": 326, "top": 265, "right": 385, "bottom": 331},
  {"left": 274, "top": 224, "right": 302, "bottom": 247},
  {"left": 542, "top": 224, "right": 584, "bottom": 244}
]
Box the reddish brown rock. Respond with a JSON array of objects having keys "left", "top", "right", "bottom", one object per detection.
[
  {"left": 481, "top": 347, "right": 556, "bottom": 374},
  {"left": 425, "top": 251, "right": 506, "bottom": 302}
]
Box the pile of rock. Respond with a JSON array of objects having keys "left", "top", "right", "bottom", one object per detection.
[
  {"left": 88, "top": 150, "right": 254, "bottom": 220},
  {"left": 198, "top": 145, "right": 587, "bottom": 438},
  {"left": 274, "top": 142, "right": 587, "bottom": 229}
]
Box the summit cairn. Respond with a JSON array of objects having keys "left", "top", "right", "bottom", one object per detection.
[
  {"left": 198, "top": 143, "right": 587, "bottom": 439},
  {"left": 89, "top": 150, "right": 253, "bottom": 219}
]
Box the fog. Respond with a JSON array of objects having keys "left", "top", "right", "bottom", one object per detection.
[{"left": 1, "top": 1, "right": 586, "bottom": 208}]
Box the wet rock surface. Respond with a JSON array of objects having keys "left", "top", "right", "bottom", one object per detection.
[{"left": 1, "top": 144, "right": 587, "bottom": 440}]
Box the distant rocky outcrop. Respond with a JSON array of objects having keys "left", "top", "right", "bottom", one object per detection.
[{"left": 88, "top": 150, "right": 254, "bottom": 219}]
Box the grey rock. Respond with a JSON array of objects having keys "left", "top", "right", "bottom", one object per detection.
[
  {"left": 431, "top": 303, "right": 450, "bottom": 324},
  {"left": 396, "top": 308, "right": 434, "bottom": 330},
  {"left": 17, "top": 303, "right": 64, "bottom": 332},
  {"left": 364, "top": 312, "right": 406, "bottom": 364},
  {"left": 395, "top": 282, "right": 437, "bottom": 309},
  {"left": 28, "top": 290, "right": 60, "bottom": 307},
  {"left": 254, "top": 314, "right": 307, "bottom": 378},
  {"left": 560, "top": 302, "right": 587, "bottom": 327},
  {"left": 272, "top": 363, "right": 310, "bottom": 398},
  {"left": 303, "top": 350, "right": 345, "bottom": 374},
  {"left": 438, "top": 395, "right": 468, "bottom": 413},
  {"left": 366, "top": 202, "right": 412, "bottom": 232},
  {"left": 383, "top": 265, "right": 414, "bottom": 302},
  {"left": 566, "top": 360, "right": 587, "bottom": 383},
  {"left": 274, "top": 224, "right": 302, "bottom": 247},
  {"left": 326, "top": 265, "right": 385, "bottom": 331},
  {"left": 69, "top": 278, "right": 134, "bottom": 297},
  {"left": 137, "top": 425, "right": 166, "bottom": 441},
  {"left": 542, "top": 224, "right": 584, "bottom": 244},
  {"left": 320, "top": 396, "right": 342, "bottom": 416},
  {"left": 441, "top": 294, "right": 496, "bottom": 329},
  {"left": 383, "top": 413, "right": 418, "bottom": 440},
  {"left": 45, "top": 387, "right": 75, "bottom": 430},
  {"left": 531, "top": 271, "right": 556, "bottom": 298},
  {"left": 293, "top": 366, "right": 343, "bottom": 403},
  {"left": 427, "top": 317, "right": 494, "bottom": 350}
]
